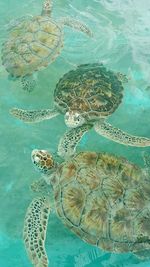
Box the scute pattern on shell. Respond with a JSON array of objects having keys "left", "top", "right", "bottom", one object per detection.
[
  {"left": 54, "top": 151, "right": 150, "bottom": 254},
  {"left": 54, "top": 63, "right": 124, "bottom": 118},
  {"left": 2, "top": 16, "right": 62, "bottom": 77}
]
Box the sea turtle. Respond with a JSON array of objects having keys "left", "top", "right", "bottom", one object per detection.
[
  {"left": 1, "top": 0, "right": 92, "bottom": 92},
  {"left": 10, "top": 63, "right": 150, "bottom": 157},
  {"left": 23, "top": 148, "right": 150, "bottom": 267}
]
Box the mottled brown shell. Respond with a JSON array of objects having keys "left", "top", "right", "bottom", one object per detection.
[
  {"left": 54, "top": 63, "right": 124, "bottom": 119},
  {"left": 53, "top": 152, "right": 150, "bottom": 256},
  {"left": 2, "top": 16, "right": 63, "bottom": 77}
]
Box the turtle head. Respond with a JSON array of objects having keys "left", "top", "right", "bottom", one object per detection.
[
  {"left": 31, "top": 149, "right": 56, "bottom": 175},
  {"left": 116, "top": 72, "right": 128, "bottom": 83},
  {"left": 64, "top": 110, "right": 86, "bottom": 128},
  {"left": 41, "top": 0, "right": 52, "bottom": 17}
]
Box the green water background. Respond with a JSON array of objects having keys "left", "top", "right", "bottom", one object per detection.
[{"left": 0, "top": 0, "right": 150, "bottom": 266}]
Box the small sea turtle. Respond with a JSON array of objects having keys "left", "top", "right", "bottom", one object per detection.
[
  {"left": 10, "top": 63, "right": 150, "bottom": 157},
  {"left": 1, "top": 0, "right": 92, "bottom": 92},
  {"left": 23, "top": 149, "right": 150, "bottom": 267}
]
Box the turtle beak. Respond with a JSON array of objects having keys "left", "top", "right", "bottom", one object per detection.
[
  {"left": 31, "top": 149, "right": 40, "bottom": 165},
  {"left": 31, "top": 149, "right": 39, "bottom": 160},
  {"left": 31, "top": 149, "right": 38, "bottom": 157},
  {"left": 31, "top": 149, "right": 48, "bottom": 164}
]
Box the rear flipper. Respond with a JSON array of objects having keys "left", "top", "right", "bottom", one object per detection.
[
  {"left": 94, "top": 121, "right": 150, "bottom": 147},
  {"left": 58, "top": 124, "right": 92, "bottom": 158},
  {"left": 23, "top": 197, "right": 50, "bottom": 267},
  {"left": 21, "top": 75, "right": 36, "bottom": 92}
]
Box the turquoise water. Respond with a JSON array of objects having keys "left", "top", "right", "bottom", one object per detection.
[{"left": 0, "top": 0, "right": 150, "bottom": 266}]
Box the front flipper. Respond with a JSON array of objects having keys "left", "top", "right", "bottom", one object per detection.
[
  {"left": 21, "top": 75, "right": 36, "bottom": 92},
  {"left": 60, "top": 17, "right": 93, "bottom": 37},
  {"left": 23, "top": 197, "right": 50, "bottom": 267},
  {"left": 133, "top": 248, "right": 150, "bottom": 260},
  {"left": 58, "top": 124, "right": 92, "bottom": 158},
  {"left": 10, "top": 108, "right": 59, "bottom": 123},
  {"left": 94, "top": 121, "right": 150, "bottom": 147},
  {"left": 142, "top": 151, "right": 150, "bottom": 167}
]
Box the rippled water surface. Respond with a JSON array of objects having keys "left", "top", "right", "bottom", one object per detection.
[{"left": 0, "top": 0, "right": 150, "bottom": 266}]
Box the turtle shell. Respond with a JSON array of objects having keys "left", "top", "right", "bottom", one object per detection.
[
  {"left": 1, "top": 16, "right": 63, "bottom": 77},
  {"left": 53, "top": 151, "right": 150, "bottom": 254},
  {"left": 54, "top": 63, "right": 124, "bottom": 119}
]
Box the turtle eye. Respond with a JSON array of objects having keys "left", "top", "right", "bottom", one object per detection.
[
  {"left": 75, "top": 117, "right": 80, "bottom": 121},
  {"left": 74, "top": 114, "right": 80, "bottom": 121}
]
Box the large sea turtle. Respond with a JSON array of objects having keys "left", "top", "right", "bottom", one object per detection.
[
  {"left": 10, "top": 63, "right": 150, "bottom": 158},
  {"left": 1, "top": 0, "right": 92, "bottom": 92},
  {"left": 23, "top": 148, "right": 150, "bottom": 267}
]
